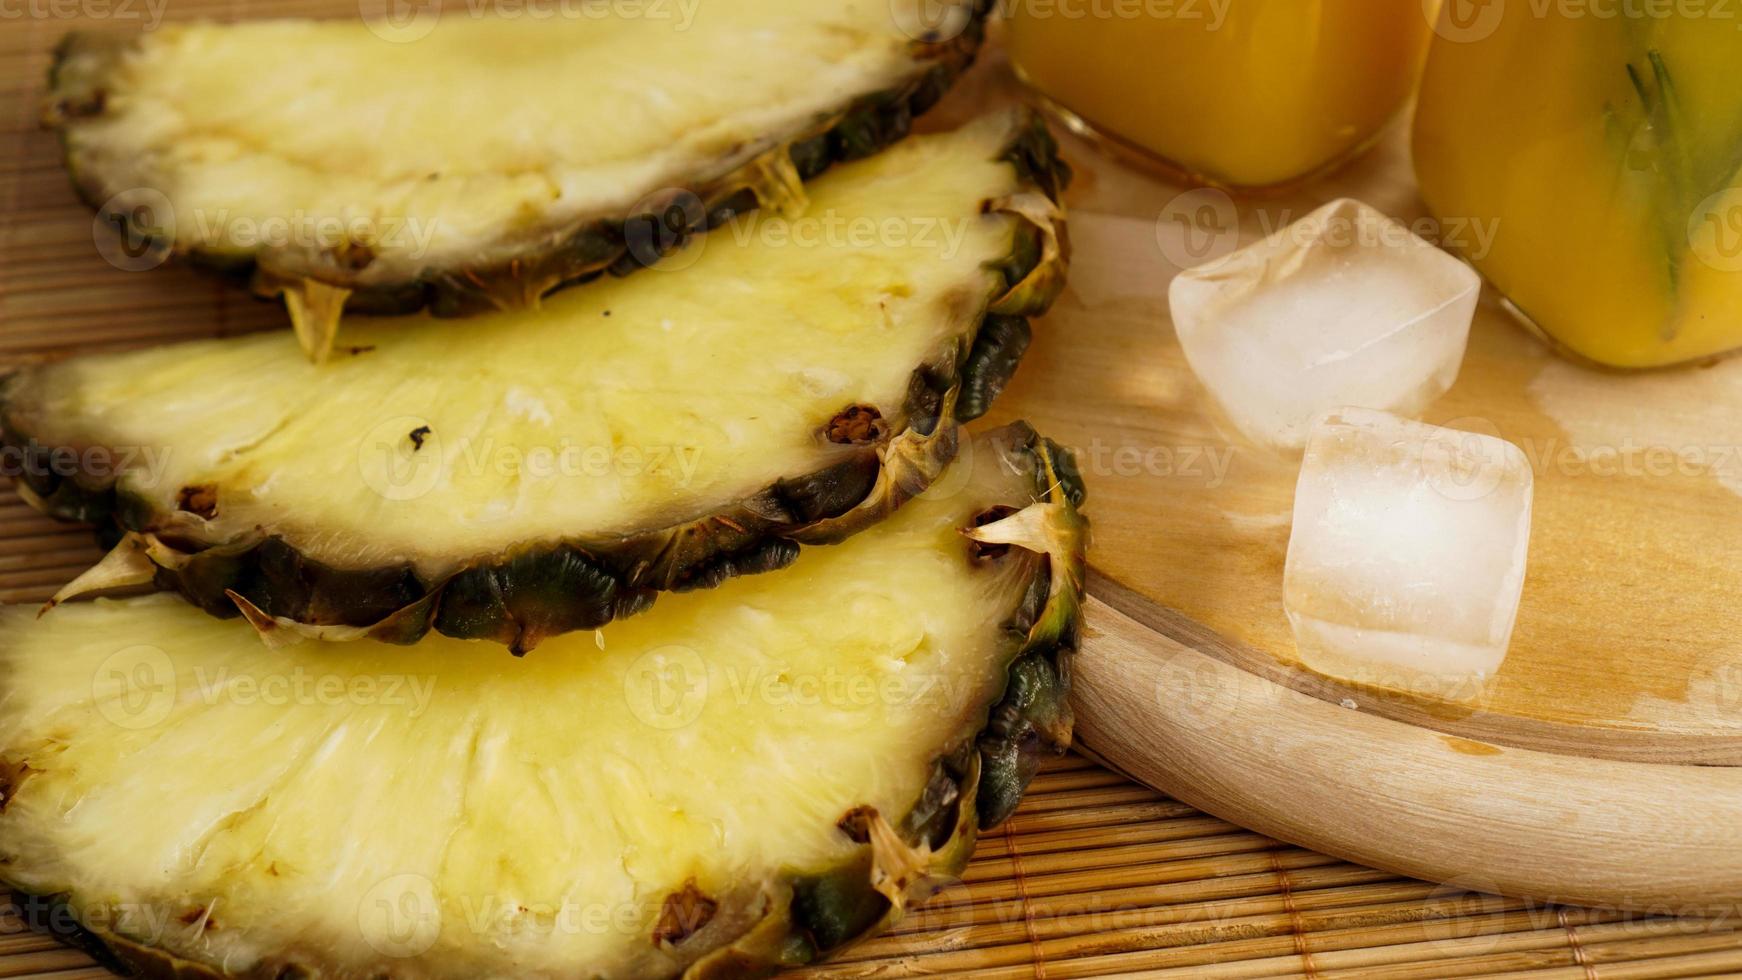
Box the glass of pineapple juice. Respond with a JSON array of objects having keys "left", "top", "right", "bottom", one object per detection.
[
  {"left": 1413, "top": 4, "right": 1742, "bottom": 368},
  {"left": 1004, "top": 0, "right": 1435, "bottom": 190}
]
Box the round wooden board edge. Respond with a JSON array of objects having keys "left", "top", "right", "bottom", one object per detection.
[
  {"left": 1074, "top": 590, "right": 1742, "bottom": 913},
  {"left": 1088, "top": 570, "right": 1742, "bottom": 766}
]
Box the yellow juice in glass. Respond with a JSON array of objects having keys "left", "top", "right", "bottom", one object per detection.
[
  {"left": 1005, "top": 0, "right": 1434, "bottom": 189},
  {"left": 1414, "top": 6, "right": 1742, "bottom": 368}
]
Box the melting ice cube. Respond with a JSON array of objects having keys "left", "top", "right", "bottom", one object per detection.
[
  {"left": 1169, "top": 198, "right": 1481, "bottom": 453},
  {"left": 1283, "top": 409, "right": 1533, "bottom": 701}
]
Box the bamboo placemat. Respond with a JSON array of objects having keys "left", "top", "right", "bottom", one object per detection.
[{"left": 4, "top": 5, "right": 1742, "bottom": 978}]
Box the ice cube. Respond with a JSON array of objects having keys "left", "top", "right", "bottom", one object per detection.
[
  {"left": 1283, "top": 408, "right": 1533, "bottom": 701},
  {"left": 1169, "top": 198, "right": 1481, "bottom": 453}
]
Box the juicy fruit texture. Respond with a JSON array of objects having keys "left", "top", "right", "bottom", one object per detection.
[
  {"left": 1008, "top": 0, "right": 1430, "bottom": 188},
  {"left": 45, "top": 0, "right": 992, "bottom": 354},
  {"left": 0, "top": 426, "right": 1086, "bottom": 980},
  {"left": 1283, "top": 409, "right": 1533, "bottom": 702},
  {"left": 3, "top": 112, "right": 1070, "bottom": 651},
  {"left": 1414, "top": 7, "right": 1742, "bottom": 367},
  {"left": 1169, "top": 199, "right": 1479, "bottom": 454}
]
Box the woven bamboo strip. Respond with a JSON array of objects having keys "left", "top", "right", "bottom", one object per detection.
[
  {"left": 840, "top": 887, "right": 1501, "bottom": 969},
  {"left": 997, "top": 894, "right": 1532, "bottom": 971},
  {"left": 1128, "top": 910, "right": 1657, "bottom": 980},
  {"left": 0, "top": 565, "right": 100, "bottom": 591},
  {"left": 0, "top": 537, "right": 95, "bottom": 560},
  {"left": 0, "top": 524, "right": 64, "bottom": 542},
  {"left": 3, "top": 293, "right": 261, "bottom": 329},
  {"left": 966, "top": 833, "right": 1289, "bottom": 884},
  {"left": 0, "top": 589, "right": 67, "bottom": 605},
  {"left": 852, "top": 877, "right": 1445, "bottom": 956},
  {"left": 0, "top": 934, "right": 59, "bottom": 956},
  {"left": 874, "top": 866, "right": 1402, "bottom": 940},
  {"left": 3, "top": 222, "right": 130, "bottom": 245},
  {"left": 1477, "top": 949, "right": 1742, "bottom": 980},
  {"left": 974, "top": 816, "right": 1246, "bottom": 857},
  {"left": 0, "top": 546, "right": 105, "bottom": 569},
  {"left": 0, "top": 511, "right": 62, "bottom": 528},
  {"left": 3, "top": 215, "right": 117, "bottom": 240},
  {"left": 1288, "top": 917, "right": 1742, "bottom": 979},
  {"left": 0, "top": 161, "right": 61, "bottom": 181},
  {"left": 864, "top": 880, "right": 1407, "bottom": 960},
  {"left": 959, "top": 849, "right": 1352, "bottom": 904},
  {"left": 1037, "top": 756, "right": 1094, "bottom": 773},
  {"left": 5, "top": 273, "right": 225, "bottom": 303},
  {"left": 0, "top": 949, "right": 93, "bottom": 978},
  {"left": 5, "top": 154, "right": 90, "bottom": 176},
  {"left": 1340, "top": 914, "right": 1736, "bottom": 956},
  {"left": 821, "top": 909, "right": 1641, "bottom": 980},
  {"left": 876, "top": 869, "right": 1390, "bottom": 955},
  {"left": 1001, "top": 800, "right": 1203, "bottom": 833},
  {"left": 1023, "top": 768, "right": 1133, "bottom": 794},
  {"left": 0, "top": 503, "right": 64, "bottom": 520},
  {"left": 1012, "top": 785, "right": 1168, "bottom": 813}
]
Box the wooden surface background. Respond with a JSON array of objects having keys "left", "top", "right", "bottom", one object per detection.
[{"left": 3, "top": 4, "right": 1741, "bottom": 977}]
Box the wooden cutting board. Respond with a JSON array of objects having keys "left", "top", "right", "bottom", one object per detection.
[{"left": 942, "top": 67, "right": 1742, "bottom": 911}]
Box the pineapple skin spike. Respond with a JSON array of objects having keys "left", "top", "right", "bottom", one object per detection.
[
  {"left": 43, "top": 1, "right": 997, "bottom": 348},
  {"left": 2, "top": 114, "right": 1073, "bottom": 653},
  {"left": 0, "top": 426, "right": 1088, "bottom": 980}
]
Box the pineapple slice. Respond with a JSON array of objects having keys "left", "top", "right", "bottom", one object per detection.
[
  {"left": 45, "top": 0, "right": 996, "bottom": 356},
  {"left": 2, "top": 111, "right": 1069, "bottom": 653},
  {"left": 0, "top": 425, "right": 1086, "bottom": 980}
]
